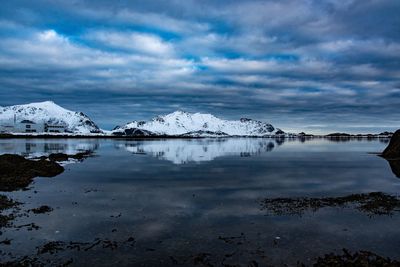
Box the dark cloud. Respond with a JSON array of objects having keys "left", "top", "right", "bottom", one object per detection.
[{"left": 0, "top": 0, "right": 399, "bottom": 133}]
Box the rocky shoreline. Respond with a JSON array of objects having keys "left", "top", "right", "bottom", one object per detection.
[{"left": 0, "top": 133, "right": 394, "bottom": 140}]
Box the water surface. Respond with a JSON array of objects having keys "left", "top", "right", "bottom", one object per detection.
[{"left": 0, "top": 138, "right": 399, "bottom": 266}]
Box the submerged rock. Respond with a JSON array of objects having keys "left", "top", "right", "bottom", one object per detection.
[
  {"left": 0, "top": 154, "right": 64, "bottom": 191},
  {"left": 381, "top": 129, "right": 400, "bottom": 159},
  {"left": 260, "top": 192, "right": 400, "bottom": 216},
  {"left": 0, "top": 195, "right": 19, "bottom": 228},
  {"left": 314, "top": 249, "right": 400, "bottom": 266},
  {"left": 48, "top": 151, "right": 92, "bottom": 162},
  {"left": 29, "top": 205, "right": 53, "bottom": 214}
]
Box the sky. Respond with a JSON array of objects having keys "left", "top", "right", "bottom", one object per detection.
[{"left": 0, "top": 0, "right": 399, "bottom": 134}]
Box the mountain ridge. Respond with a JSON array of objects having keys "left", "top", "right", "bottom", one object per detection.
[
  {"left": 1, "top": 101, "right": 288, "bottom": 136},
  {"left": 0, "top": 101, "right": 101, "bottom": 134},
  {"left": 113, "top": 110, "right": 285, "bottom": 137}
]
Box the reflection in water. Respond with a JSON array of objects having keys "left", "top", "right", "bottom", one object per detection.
[
  {"left": 386, "top": 160, "right": 400, "bottom": 178},
  {"left": 0, "top": 139, "right": 99, "bottom": 158},
  {"left": 0, "top": 137, "right": 398, "bottom": 178},
  {"left": 115, "top": 138, "right": 277, "bottom": 164}
]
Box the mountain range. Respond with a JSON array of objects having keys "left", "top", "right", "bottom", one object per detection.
[
  {"left": 112, "top": 110, "right": 285, "bottom": 137},
  {"left": 0, "top": 101, "right": 286, "bottom": 137}
]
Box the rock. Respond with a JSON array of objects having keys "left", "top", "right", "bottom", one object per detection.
[
  {"left": 112, "top": 128, "right": 155, "bottom": 136},
  {"left": 180, "top": 130, "right": 229, "bottom": 137},
  {"left": 326, "top": 133, "right": 351, "bottom": 137},
  {"left": 379, "top": 131, "right": 393, "bottom": 137},
  {"left": 381, "top": 129, "right": 400, "bottom": 159},
  {"left": 29, "top": 205, "right": 53, "bottom": 214},
  {"left": 260, "top": 192, "right": 400, "bottom": 216},
  {"left": 314, "top": 249, "right": 400, "bottom": 266},
  {"left": 0, "top": 195, "right": 17, "bottom": 211},
  {"left": 48, "top": 153, "right": 69, "bottom": 162},
  {"left": 48, "top": 151, "right": 92, "bottom": 161},
  {"left": 0, "top": 195, "right": 19, "bottom": 228},
  {"left": 0, "top": 154, "right": 64, "bottom": 191}
]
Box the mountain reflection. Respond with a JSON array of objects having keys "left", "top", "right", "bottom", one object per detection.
[
  {"left": 0, "top": 139, "right": 99, "bottom": 158},
  {"left": 116, "top": 138, "right": 277, "bottom": 164}
]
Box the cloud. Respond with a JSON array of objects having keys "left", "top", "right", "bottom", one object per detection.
[
  {"left": 0, "top": 0, "right": 398, "bottom": 133},
  {"left": 85, "top": 30, "right": 175, "bottom": 56}
]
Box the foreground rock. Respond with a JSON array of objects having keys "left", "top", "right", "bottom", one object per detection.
[
  {"left": 381, "top": 129, "right": 400, "bottom": 159},
  {"left": 315, "top": 249, "right": 400, "bottom": 266},
  {"left": 29, "top": 205, "right": 53, "bottom": 214},
  {"left": 260, "top": 192, "right": 400, "bottom": 216},
  {"left": 0, "top": 154, "right": 64, "bottom": 191},
  {"left": 47, "top": 151, "right": 93, "bottom": 162}
]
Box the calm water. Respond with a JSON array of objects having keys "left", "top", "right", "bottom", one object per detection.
[{"left": 1, "top": 138, "right": 399, "bottom": 266}]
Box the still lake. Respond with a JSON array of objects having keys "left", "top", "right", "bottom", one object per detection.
[{"left": 1, "top": 138, "right": 399, "bottom": 266}]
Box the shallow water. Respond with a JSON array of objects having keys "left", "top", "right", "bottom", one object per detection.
[{"left": 1, "top": 138, "right": 399, "bottom": 266}]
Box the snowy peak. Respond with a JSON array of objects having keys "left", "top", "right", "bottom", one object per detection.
[
  {"left": 0, "top": 101, "right": 101, "bottom": 134},
  {"left": 113, "top": 111, "right": 284, "bottom": 137}
]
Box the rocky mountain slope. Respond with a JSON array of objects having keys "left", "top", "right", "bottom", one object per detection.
[
  {"left": 113, "top": 111, "right": 284, "bottom": 137},
  {"left": 0, "top": 101, "right": 101, "bottom": 134}
]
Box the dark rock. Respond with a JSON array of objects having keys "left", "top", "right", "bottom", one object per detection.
[
  {"left": 260, "top": 192, "right": 400, "bottom": 216},
  {"left": 379, "top": 131, "right": 393, "bottom": 136},
  {"left": 113, "top": 128, "right": 155, "bottom": 136},
  {"left": 314, "top": 249, "right": 400, "bottom": 266},
  {"left": 0, "top": 195, "right": 19, "bottom": 228},
  {"left": 48, "top": 153, "right": 69, "bottom": 161},
  {"left": 381, "top": 129, "right": 400, "bottom": 159},
  {"left": 69, "top": 152, "right": 92, "bottom": 160},
  {"left": 48, "top": 151, "right": 92, "bottom": 162},
  {"left": 326, "top": 133, "right": 351, "bottom": 137},
  {"left": 0, "top": 238, "right": 11, "bottom": 245},
  {"left": 180, "top": 130, "right": 229, "bottom": 137},
  {"left": 37, "top": 241, "right": 66, "bottom": 254},
  {"left": 0, "top": 195, "right": 17, "bottom": 211},
  {"left": 154, "top": 116, "right": 165, "bottom": 123},
  {"left": 29, "top": 205, "right": 53, "bottom": 214},
  {"left": 0, "top": 154, "right": 64, "bottom": 191}
]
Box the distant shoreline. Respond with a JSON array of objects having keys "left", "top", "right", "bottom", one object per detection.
[{"left": 0, "top": 133, "right": 392, "bottom": 139}]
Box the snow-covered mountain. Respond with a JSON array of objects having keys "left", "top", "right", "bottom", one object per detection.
[
  {"left": 113, "top": 111, "right": 285, "bottom": 137},
  {"left": 0, "top": 101, "right": 101, "bottom": 134}
]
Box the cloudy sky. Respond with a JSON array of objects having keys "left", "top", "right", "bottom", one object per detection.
[{"left": 0, "top": 0, "right": 399, "bottom": 133}]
